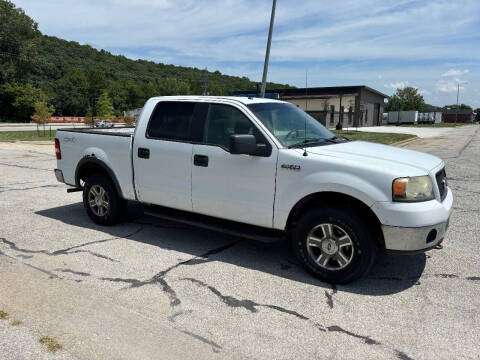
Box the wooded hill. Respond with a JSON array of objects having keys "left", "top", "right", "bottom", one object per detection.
[{"left": 0, "top": 0, "right": 290, "bottom": 121}]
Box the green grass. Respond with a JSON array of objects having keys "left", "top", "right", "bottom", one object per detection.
[
  {"left": 385, "top": 122, "right": 469, "bottom": 128},
  {"left": 39, "top": 336, "right": 63, "bottom": 353},
  {"left": 0, "top": 130, "right": 57, "bottom": 141},
  {"left": 0, "top": 310, "right": 9, "bottom": 320},
  {"left": 334, "top": 130, "right": 416, "bottom": 145}
]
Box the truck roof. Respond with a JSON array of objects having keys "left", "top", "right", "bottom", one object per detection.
[{"left": 148, "top": 95, "right": 286, "bottom": 105}]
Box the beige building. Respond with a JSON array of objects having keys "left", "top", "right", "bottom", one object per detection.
[{"left": 237, "top": 86, "right": 388, "bottom": 128}]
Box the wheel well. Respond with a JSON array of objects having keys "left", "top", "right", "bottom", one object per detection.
[
  {"left": 75, "top": 160, "right": 122, "bottom": 198},
  {"left": 286, "top": 192, "right": 385, "bottom": 248}
]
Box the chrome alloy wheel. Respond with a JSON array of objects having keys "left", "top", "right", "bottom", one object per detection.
[
  {"left": 306, "top": 223, "right": 354, "bottom": 271},
  {"left": 88, "top": 185, "right": 110, "bottom": 217}
]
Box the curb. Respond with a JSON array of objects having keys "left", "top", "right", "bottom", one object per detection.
[{"left": 390, "top": 136, "right": 420, "bottom": 147}]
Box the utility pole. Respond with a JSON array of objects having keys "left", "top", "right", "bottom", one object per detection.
[
  {"left": 455, "top": 83, "right": 459, "bottom": 125},
  {"left": 455, "top": 81, "right": 468, "bottom": 125},
  {"left": 260, "top": 0, "right": 277, "bottom": 98}
]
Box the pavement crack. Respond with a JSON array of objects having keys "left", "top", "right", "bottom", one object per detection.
[
  {"left": 68, "top": 250, "right": 119, "bottom": 262},
  {"left": 260, "top": 304, "right": 309, "bottom": 320},
  {"left": 100, "top": 277, "right": 144, "bottom": 287},
  {"left": 326, "top": 284, "right": 337, "bottom": 308},
  {"left": 23, "top": 263, "right": 59, "bottom": 279},
  {"left": 156, "top": 241, "right": 240, "bottom": 277},
  {"left": 54, "top": 268, "right": 91, "bottom": 277},
  {"left": 369, "top": 272, "right": 479, "bottom": 283},
  {"left": 0, "top": 184, "right": 61, "bottom": 194},
  {"left": 0, "top": 227, "right": 143, "bottom": 263},
  {"left": 168, "top": 310, "right": 193, "bottom": 323},
  {"left": 0, "top": 162, "right": 51, "bottom": 171},
  {"left": 327, "top": 325, "right": 381, "bottom": 345},
  {"left": 177, "top": 329, "right": 222, "bottom": 353},
  {"left": 101, "top": 241, "right": 239, "bottom": 308},
  {"left": 183, "top": 277, "right": 259, "bottom": 312},
  {"left": 182, "top": 277, "right": 413, "bottom": 359},
  {"left": 52, "top": 226, "right": 144, "bottom": 255}
]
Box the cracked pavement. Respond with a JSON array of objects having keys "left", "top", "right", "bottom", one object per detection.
[{"left": 0, "top": 126, "right": 479, "bottom": 360}]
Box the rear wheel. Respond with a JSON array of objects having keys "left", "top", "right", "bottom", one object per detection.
[
  {"left": 83, "top": 174, "right": 125, "bottom": 225},
  {"left": 292, "top": 206, "right": 377, "bottom": 284}
]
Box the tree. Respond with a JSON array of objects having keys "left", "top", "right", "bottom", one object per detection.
[
  {"left": 0, "top": 0, "right": 39, "bottom": 84},
  {"left": 97, "top": 91, "right": 115, "bottom": 121},
  {"left": 84, "top": 106, "right": 94, "bottom": 127},
  {"left": 124, "top": 116, "right": 134, "bottom": 127},
  {"left": 0, "top": 1, "right": 291, "bottom": 122},
  {"left": 443, "top": 104, "right": 472, "bottom": 110},
  {"left": 385, "top": 87, "right": 426, "bottom": 112},
  {"left": 31, "top": 100, "right": 54, "bottom": 135},
  {"left": 0, "top": 82, "right": 46, "bottom": 122},
  {"left": 53, "top": 71, "right": 88, "bottom": 116},
  {"left": 85, "top": 71, "right": 108, "bottom": 119}
]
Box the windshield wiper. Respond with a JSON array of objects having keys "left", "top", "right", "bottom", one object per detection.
[
  {"left": 326, "top": 135, "right": 350, "bottom": 143},
  {"left": 288, "top": 138, "right": 325, "bottom": 149}
]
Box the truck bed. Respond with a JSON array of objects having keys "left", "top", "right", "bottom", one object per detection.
[
  {"left": 58, "top": 127, "right": 136, "bottom": 137},
  {"left": 56, "top": 127, "right": 136, "bottom": 200}
]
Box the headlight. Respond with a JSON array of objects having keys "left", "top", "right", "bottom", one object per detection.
[{"left": 392, "top": 176, "right": 434, "bottom": 202}]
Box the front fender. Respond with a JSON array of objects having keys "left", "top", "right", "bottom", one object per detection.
[{"left": 273, "top": 170, "right": 389, "bottom": 229}]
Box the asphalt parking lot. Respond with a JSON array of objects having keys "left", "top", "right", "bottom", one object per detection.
[{"left": 0, "top": 125, "right": 479, "bottom": 360}]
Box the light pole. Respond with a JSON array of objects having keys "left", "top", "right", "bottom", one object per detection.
[
  {"left": 260, "top": 0, "right": 277, "bottom": 98},
  {"left": 455, "top": 81, "right": 468, "bottom": 125}
]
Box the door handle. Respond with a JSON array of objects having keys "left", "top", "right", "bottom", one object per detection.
[
  {"left": 138, "top": 148, "right": 150, "bottom": 159},
  {"left": 194, "top": 154, "right": 208, "bottom": 167}
]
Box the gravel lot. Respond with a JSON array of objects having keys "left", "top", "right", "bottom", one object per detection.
[{"left": 0, "top": 125, "right": 479, "bottom": 360}]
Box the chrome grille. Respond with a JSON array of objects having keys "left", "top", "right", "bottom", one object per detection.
[{"left": 436, "top": 168, "right": 447, "bottom": 201}]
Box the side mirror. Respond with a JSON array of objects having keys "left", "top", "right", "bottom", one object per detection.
[{"left": 230, "top": 134, "right": 257, "bottom": 155}]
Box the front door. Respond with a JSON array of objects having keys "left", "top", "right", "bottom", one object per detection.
[{"left": 191, "top": 103, "right": 277, "bottom": 228}]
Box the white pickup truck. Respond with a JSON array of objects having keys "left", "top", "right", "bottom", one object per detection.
[{"left": 54, "top": 96, "right": 452, "bottom": 283}]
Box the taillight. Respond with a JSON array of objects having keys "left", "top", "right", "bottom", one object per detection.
[{"left": 55, "top": 138, "right": 61, "bottom": 160}]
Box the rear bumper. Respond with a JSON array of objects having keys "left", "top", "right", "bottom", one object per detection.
[{"left": 54, "top": 169, "right": 64, "bottom": 183}]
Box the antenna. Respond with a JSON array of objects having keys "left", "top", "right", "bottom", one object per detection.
[{"left": 303, "top": 70, "right": 308, "bottom": 157}]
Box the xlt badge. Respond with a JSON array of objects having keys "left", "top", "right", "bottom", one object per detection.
[{"left": 281, "top": 164, "right": 301, "bottom": 171}]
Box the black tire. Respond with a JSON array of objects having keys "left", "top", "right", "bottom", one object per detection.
[
  {"left": 292, "top": 206, "right": 377, "bottom": 284},
  {"left": 83, "top": 173, "right": 126, "bottom": 225}
]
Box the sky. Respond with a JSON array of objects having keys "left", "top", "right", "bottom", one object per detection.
[{"left": 13, "top": 0, "right": 480, "bottom": 107}]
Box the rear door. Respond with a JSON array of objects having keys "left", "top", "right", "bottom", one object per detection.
[
  {"left": 191, "top": 103, "right": 277, "bottom": 228},
  {"left": 133, "top": 101, "right": 203, "bottom": 211}
]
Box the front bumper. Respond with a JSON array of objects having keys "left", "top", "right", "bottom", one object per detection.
[
  {"left": 382, "top": 219, "right": 449, "bottom": 253},
  {"left": 374, "top": 187, "right": 453, "bottom": 253}
]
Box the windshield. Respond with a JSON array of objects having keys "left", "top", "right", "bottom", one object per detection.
[{"left": 248, "top": 102, "right": 335, "bottom": 147}]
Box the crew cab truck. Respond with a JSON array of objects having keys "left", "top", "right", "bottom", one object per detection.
[{"left": 54, "top": 96, "right": 453, "bottom": 284}]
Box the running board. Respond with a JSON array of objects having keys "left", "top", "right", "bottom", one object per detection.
[{"left": 144, "top": 205, "right": 284, "bottom": 243}]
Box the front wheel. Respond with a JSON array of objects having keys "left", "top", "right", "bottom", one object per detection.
[
  {"left": 292, "top": 207, "right": 377, "bottom": 284},
  {"left": 83, "top": 174, "right": 125, "bottom": 225}
]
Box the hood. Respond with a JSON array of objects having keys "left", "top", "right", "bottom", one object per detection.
[{"left": 306, "top": 141, "right": 442, "bottom": 173}]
